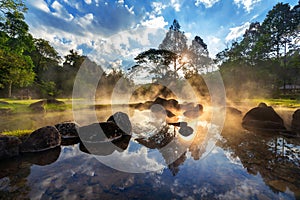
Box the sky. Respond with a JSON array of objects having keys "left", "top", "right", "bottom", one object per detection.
[{"left": 24, "top": 0, "right": 298, "bottom": 69}]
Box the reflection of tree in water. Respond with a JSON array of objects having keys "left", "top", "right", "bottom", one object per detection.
[
  {"left": 188, "top": 126, "right": 207, "bottom": 160},
  {"left": 0, "top": 147, "right": 61, "bottom": 199},
  {"left": 220, "top": 127, "right": 300, "bottom": 197},
  {"left": 136, "top": 124, "right": 207, "bottom": 176},
  {"left": 0, "top": 158, "right": 31, "bottom": 199},
  {"left": 168, "top": 152, "right": 187, "bottom": 176}
]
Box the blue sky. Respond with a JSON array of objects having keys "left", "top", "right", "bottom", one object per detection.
[{"left": 24, "top": 0, "right": 298, "bottom": 68}]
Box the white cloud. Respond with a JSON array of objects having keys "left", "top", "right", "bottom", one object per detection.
[
  {"left": 206, "top": 36, "right": 225, "bottom": 58},
  {"left": 75, "top": 13, "right": 94, "bottom": 27},
  {"left": 195, "top": 0, "right": 220, "bottom": 8},
  {"left": 51, "top": 1, "right": 74, "bottom": 21},
  {"left": 84, "top": 0, "right": 92, "bottom": 4},
  {"left": 233, "top": 0, "right": 261, "bottom": 12},
  {"left": 141, "top": 16, "right": 168, "bottom": 29},
  {"left": 250, "top": 14, "right": 259, "bottom": 21},
  {"left": 152, "top": 2, "right": 167, "bottom": 15},
  {"left": 225, "top": 22, "right": 250, "bottom": 42},
  {"left": 171, "top": 0, "right": 181, "bottom": 12},
  {"left": 27, "top": 0, "right": 50, "bottom": 13}
]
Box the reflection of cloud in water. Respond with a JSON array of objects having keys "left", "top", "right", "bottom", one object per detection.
[
  {"left": 217, "top": 178, "right": 294, "bottom": 200},
  {"left": 95, "top": 146, "right": 165, "bottom": 173},
  {"left": 223, "top": 150, "right": 243, "bottom": 166}
]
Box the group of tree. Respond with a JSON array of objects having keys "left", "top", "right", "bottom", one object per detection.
[
  {"left": 215, "top": 2, "right": 300, "bottom": 98},
  {"left": 0, "top": 0, "right": 130, "bottom": 99},
  {"left": 128, "top": 19, "right": 211, "bottom": 98},
  {"left": 1, "top": 0, "right": 298, "bottom": 100}
]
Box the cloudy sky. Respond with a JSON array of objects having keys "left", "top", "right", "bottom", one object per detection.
[{"left": 25, "top": 0, "right": 298, "bottom": 67}]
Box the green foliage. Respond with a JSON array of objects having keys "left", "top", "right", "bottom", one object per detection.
[
  {"left": 129, "top": 19, "right": 212, "bottom": 83},
  {"left": 39, "top": 81, "right": 61, "bottom": 98},
  {"left": 0, "top": 0, "right": 27, "bottom": 22},
  {"left": 216, "top": 2, "right": 300, "bottom": 98}
]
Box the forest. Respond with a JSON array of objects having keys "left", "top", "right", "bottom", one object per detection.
[{"left": 0, "top": 0, "right": 299, "bottom": 100}]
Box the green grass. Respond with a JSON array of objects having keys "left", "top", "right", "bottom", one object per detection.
[
  {"left": 243, "top": 98, "right": 300, "bottom": 108},
  {"left": 0, "top": 98, "right": 72, "bottom": 113},
  {"left": 1, "top": 129, "right": 33, "bottom": 137}
]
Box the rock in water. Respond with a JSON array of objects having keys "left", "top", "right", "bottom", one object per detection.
[
  {"left": 153, "top": 97, "right": 179, "bottom": 110},
  {"left": 55, "top": 122, "right": 80, "bottom": 139},
  {"left": 183, "top": 104, "right": 203, "bottom": 118},
  {"left": 107, "top": 112, "right": 132, "bottom": 135},
  {"left": 291, "top": 109, "right": 300, "bottom": 133},
  {"left": 179, "top": 126, "right": 194, "bottom": 136},
  {"left": 242, "top": 102, "right": 286, "bottom": 132},
  {"left": 79, "top": 122, "right": 126, "bottom": 142},
  {"left": 20, "top": 126, "right": 61, "bottom": 153},
  {"left": 0, "top": 135, "right": 22, "bottom": 159}
]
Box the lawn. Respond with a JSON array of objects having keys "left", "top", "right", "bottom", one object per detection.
[{"left": 0, "top": 98, "right": 72, "bottom": 114}]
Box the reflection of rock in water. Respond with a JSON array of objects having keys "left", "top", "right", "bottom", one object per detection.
[
  {"left": 0, "top": 157, "right": 31, "bottom": 199},
  {"left": 188, "top": 126, "right": 207, "bottom": 160},
  {"left": 22, "top": 146, "right": 61, "bottom": 166},
  {"left": 221, "top": 125, "right": 300, "bottom": 198},
  {"left": 79, "top": 135, "right": 131, "bottom": 156}
]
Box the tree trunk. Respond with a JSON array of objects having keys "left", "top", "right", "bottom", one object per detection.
[{"left": 8, "top": 82, "right": 12, "bottom": 98}]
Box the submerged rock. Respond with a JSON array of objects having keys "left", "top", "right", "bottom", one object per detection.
[
  {"left": 20, "top": 126, "right": 61, "bottom": 153},
  {"left": 55, "top": 122, "right": 80, "bottom": 139},
  {"left": 291, "top": 109, "right": 300, "bottom": 133},
  {"left": 242, "top": 102, "right": 286, "bottom": 132},
  {"left": 183, "top": 104, "right": 203, "bottom": 118},
  {"left": 0, "top": 135, "right": 22, "bottom": 159},
  {"left": 107, "top": 112, "right": 132, "bottom": 135}
]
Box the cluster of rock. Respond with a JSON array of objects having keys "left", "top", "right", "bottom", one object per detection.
[
  {"left": 0, "top": 112, "right": 132, "bottom": 160},
  {"left": 134, "top": 97, "right": 203, "bottom": 119},
  {"left": 242, "top": 102, "right": 300, "bottom": 135}
]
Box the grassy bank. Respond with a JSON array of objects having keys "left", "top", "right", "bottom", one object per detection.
[
  {"left": 0, "top": 98, "right": 72, "bottom": 114},
  {"left": 249, "top": 98, "right": 300, "bottom": 108}
]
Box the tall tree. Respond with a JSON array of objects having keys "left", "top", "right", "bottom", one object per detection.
[
  {"left": 0, "top": 9, "right": 35, "bottom": 97},
  {"left": 57, "top": 49, "right": 86, "bottom": 96},
  {"left": 159, "top": 19, "right": 188, "bottom": 55},
  {"left": 0, "top": 49, "right": 34, "bottom": 97},
  {"left": 188, "top": 36, "right": 211, "bottom": 73},
  {"left": 30, "top": 38, "right": 61, "bottom": 82}
]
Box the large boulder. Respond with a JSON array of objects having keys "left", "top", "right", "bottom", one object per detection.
[
  {"left": 29, "top": 100, "right": 46, "bottom": 112},
  {"left": 242, "top": 103, "right": 286, "bottom": 132},
  {"left": 20, "top": 126, "right": 61, "bottom": 153},
  {"left": 79, "top": 122, "right": 126, "bottom": 142},
  {"left": 55, "top": 122, "right": 80, "bottom": 139},
  {"left": 0, "top": 135, "right": 22, "bottom": 159},
  {"left": 107, "top": 112, "right": 132, "bottom": 135},
  {"left": 291, "top": 109, "right": 300, "bottom": 133}
]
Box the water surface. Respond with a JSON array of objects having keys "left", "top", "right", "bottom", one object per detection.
[{"left": 0, "top": 107, "right": 299, "bottom": 199}]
